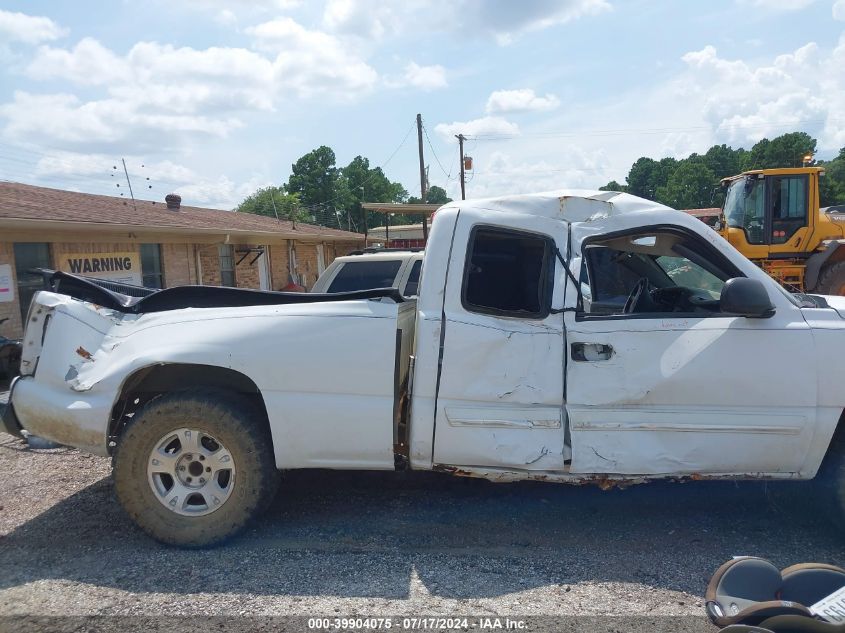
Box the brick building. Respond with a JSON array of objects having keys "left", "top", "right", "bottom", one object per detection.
[{"left": 0, "top": 182, "right": 364, "bottom": 338}]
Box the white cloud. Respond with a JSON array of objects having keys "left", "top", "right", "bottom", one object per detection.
[
  {"left": 7, "top": 16, "right": 378, "bottom": 152},
  {"left": 177, "top": 174, "right": 274, "bottom": 209},
  {"left": 246, "top": 17, "right": 378, "bottom": 97},
  {"left": 834, "top": 0, "right": 845, "bottom": 20},
  {"left": 183, "top": 0, "right": 301, "bottom": 15},
  {"left": 469, "top": 0, "right": 612, "bottom": 44},
  {"left": 0, "top": 9, "right": 66, "bottom": 45},
  {"left": 736, "top": 0, "right": 816, "bottom": 10},
  {"left": 678, "top": 39, "right": 845, "bottom": 150},
  {"left": 321, "top": 0, "right": 611, "bottom": 45},
  {"left": 323, "top": 0, "right": 400, "bottom": 39},
  {"left": 27, "top": 38, "right": 128, "bottom": 85},
  {"left": 214, "top": 9, "right": 238, "bottom": 27},
  {"left": 0, "top": 91, "right": 242, "bottom": 152},
  {"left": 402, "top": 62, "right": 448, "bottom": 91},
  {"left": 485, "top": 89, "right": 560, "bottom": 114},
  {"left": 435, "top": 116, "right": 520, "bottom": 139},
  {"left": 447, "top": 147, "right": 611, "bottom": 199},
  {"left": 31, "top": 149, "right": 272, "bottom": 209}
]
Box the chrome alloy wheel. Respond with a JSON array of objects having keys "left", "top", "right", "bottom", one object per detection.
[{"left": 146, "top": 428, "right": 236, "bottom": 517}]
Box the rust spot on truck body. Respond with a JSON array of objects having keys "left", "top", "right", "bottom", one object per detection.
[
  {"left": 75, "top": 346, "right": 94, "bottom": 361},
  {"left": 431, "top": 464, "right": 796, "bottom": 488}
]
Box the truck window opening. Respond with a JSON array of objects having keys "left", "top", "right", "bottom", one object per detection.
[
  {"left": 463, "top": 227, "right": 551, "bottom": 317},
  {"left": 404, "top": 259, "right": 422, "bottom": 296},
  {"left": 581, "top": 231, "right": 733, "bottom": 316}
]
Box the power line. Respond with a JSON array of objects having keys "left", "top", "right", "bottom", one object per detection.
[{"left": 421, "top": 119, "right": 456, "bottom": 181}]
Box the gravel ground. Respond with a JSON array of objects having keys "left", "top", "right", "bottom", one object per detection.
[{"left": 1, "top": 382, "right": 844, "bottom": 632}]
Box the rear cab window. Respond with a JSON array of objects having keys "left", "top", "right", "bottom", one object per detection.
[
  {"left": 327, "top": 260, "right": 403, "bottom": 293},
  {"left": 462, "top": 226, "right": 553, "bottom": 318},
  {"left": 403, "top": 260, "right": 423, "bottom": 296}
]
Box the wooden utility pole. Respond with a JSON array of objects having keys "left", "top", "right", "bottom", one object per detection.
[
  {"left": 416, "top": 114, "right": 428, "bottom": 242},
  {"left": 456, "top": 134, "right": 466, "bottom": 200}
]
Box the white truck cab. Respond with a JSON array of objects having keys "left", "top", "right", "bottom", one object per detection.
[
  {"left": 311, "top": 249, "right": 423, "bottom": 297},
  {"left": 4, "top": 189, "right": 845, "bottom": 546}
]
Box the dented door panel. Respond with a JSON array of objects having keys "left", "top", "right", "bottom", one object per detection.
[
  {"left": 432, "top": 208, "right": 568, "bottom": 472},
  {"left": 564, "top": 299, "right": 817, "bottom": 476}
]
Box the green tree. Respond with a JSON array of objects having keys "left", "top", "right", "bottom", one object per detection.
[
  {"left": 339, "top": 155, "right": 409, "bottom": 231},
  {"left": 703, "top": 144, "right": 742, "bottom": 180},
  {"left": 656, "top": 159, "right": 717, "bottom": 209},
  {"left": 408, "top": 185, "right": 452, "bottom": 205},
  {"left": 599, "top": 180, "right": 626, "bottom": 192},
  {"left": 236, "top": 187, "right": 310, "bottom": 223},
  {"left": 744, "top": 132, "right": 816, "bottom": 170},
  {"left": 820, "top": 147, "right": 845, "bottom": 207},
  {"left": 285, "top": 146, "right": 340, "bottom": 209},
  {"left": 625, "top": 157, "right": 677, "bottom": 199}
]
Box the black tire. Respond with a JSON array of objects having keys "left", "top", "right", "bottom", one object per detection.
[
  {"left": 113, "top": 389, "right": 279, "bottom": 547},
  {"left": 815, "top": 433, "right": 845, "bottom": 530},
  {"left": 815, "top": 261, "right": 845, "bottom": 296}
]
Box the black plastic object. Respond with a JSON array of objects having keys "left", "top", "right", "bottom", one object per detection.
[
  {"left": 720, "top": 278, "right": 776, "bottom": 317},
  {"left": 705, "top": 557, "right": 845, "bottom": 629},
  {"left": 45, "top": 270, "right": 406, "bottom": 314}
]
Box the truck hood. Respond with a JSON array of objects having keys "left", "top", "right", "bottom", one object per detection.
[{"left": 810, "top": 294, "right": 845, "bottom": 319}]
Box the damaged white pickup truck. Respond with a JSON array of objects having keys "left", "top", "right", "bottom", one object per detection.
[{"left": 5, "top": 190, "right": 845, "bottom": 546}]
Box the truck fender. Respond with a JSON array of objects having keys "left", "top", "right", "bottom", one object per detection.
[{"left": 806, "top": 241, "right": 845, "bottom": 291}]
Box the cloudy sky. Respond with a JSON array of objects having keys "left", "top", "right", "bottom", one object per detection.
[{"left": 0, "top": 0, "right": 843, "bottom": 209}]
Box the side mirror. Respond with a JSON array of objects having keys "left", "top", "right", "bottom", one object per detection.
[{"left": 720, "top": 278, "right": 776, "bottom": 318}]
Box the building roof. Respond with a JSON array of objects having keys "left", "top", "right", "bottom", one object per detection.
[{"left": 0, "top": 181, "right": 364, "bottom": 244}]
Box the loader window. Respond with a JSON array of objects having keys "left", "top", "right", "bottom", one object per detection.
[
  {"left": 724, "top": 177, "right": 766, "bottom": 244},
  {"left": 463, "top": 226, "right": 552, "bottom": 318},
  {"left": 770, "top": 175, "right": 807, "bottom": 244}
]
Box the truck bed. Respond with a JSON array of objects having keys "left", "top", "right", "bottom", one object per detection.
[{"left": 8, "top": 277, "right": 416, "bottom": 470}]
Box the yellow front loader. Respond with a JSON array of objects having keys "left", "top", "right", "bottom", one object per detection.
[{"left": 719, "top": 167, "right": 845, "bottom": 294}]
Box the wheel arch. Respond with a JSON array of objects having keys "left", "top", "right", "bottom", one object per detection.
[
  {"left": 107, "top": 363, "right": 270, "bottom": 450},
  {"left": 806, "top": 241, "right": 845, "bottom": 291}
]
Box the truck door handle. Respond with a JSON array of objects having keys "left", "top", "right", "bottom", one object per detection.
[{"left": 571, "top": 343, "right": 613, "bottom": 361}]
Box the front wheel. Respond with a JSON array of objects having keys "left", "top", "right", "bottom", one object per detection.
[
  {"left": 815, "top": 434, "right": 845, "bottom": 531},
  {"left": 815, "top": 261, "right": 845, "bottom": 296},
  {"left": 113, "top": 389, "right": 279, "bottom": 547}
]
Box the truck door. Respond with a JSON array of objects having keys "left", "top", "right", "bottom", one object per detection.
[
  {"left": 432, "top": 212, "right": 568, "bottom": 471},
  {"left": 564, "top": 224, "right": 817, "bottom": 476}
]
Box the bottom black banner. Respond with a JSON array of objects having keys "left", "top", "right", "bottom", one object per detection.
[{"left": 0, "top": 615, "right": 713, "bottom": 633}]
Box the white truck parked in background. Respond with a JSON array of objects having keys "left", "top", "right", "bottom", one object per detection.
[
  {"left": 311, "top": 249, "right": 423, "bottom": 297},
  {"left": 5, "top": 189, "right": 845, "bottom": 546}
]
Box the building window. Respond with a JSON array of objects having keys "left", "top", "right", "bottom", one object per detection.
[
  {"left": 13, "top": 242, "right": 51, "bottom": 323},
  {"left": 140, "top": 244, "right": 164, "bottom": 289},
  {"left": 219, "top": 244, "right": 236, "bottom": 287}
]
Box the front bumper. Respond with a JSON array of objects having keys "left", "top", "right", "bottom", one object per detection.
[{"left": 0, "top": 376, "right": 23, "bottom": 438}]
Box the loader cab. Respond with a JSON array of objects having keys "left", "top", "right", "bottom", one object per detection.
[{"left": 720, "top": 168, "right": 825, "bottom": 259}]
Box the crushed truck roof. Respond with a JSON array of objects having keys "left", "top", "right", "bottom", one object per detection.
[{"left": 437, "top": 189, "right": 676, "bottom": 224}]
